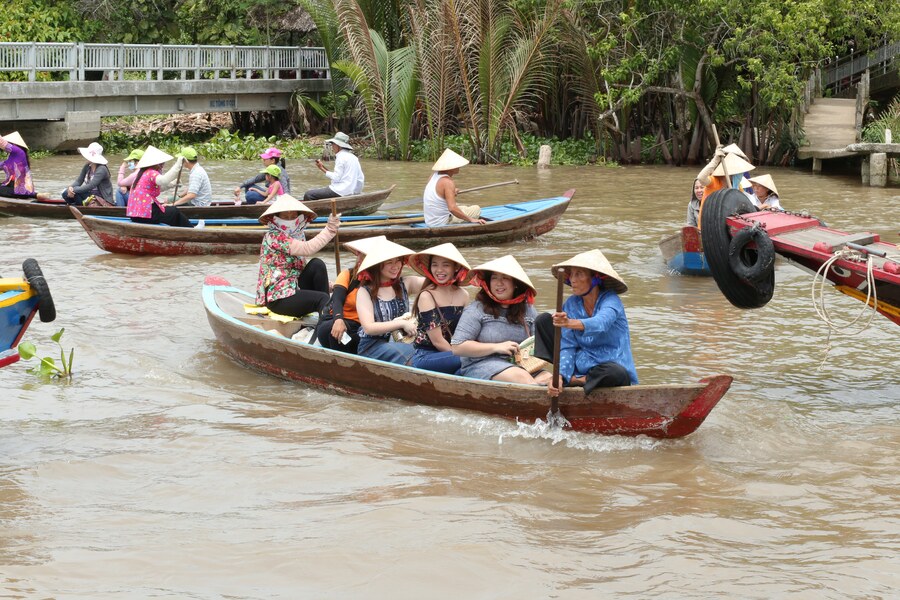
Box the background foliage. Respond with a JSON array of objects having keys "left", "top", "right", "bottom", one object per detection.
[{"left": 6, "top": 0, "right": 899, "bottom": 166}]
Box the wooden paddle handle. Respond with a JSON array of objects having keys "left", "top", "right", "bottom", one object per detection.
[
  {"left": 331, "top": 199, "right": 341, "bottom": 273},
  {"left": 711, "top": 125, "right": 730, "bottom": 185},
  {"left": 551, "top": 267, "right": 564, "bottom": 414},
  {"left": 457, "top": 179, "right": 519, "bottom": 195},
  {"left": 172, "top": 163, "right": 184, "bottom": 202}
]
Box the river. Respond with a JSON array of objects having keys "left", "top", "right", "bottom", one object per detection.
[{"left": 2, "top": 154, "right": 898, "bottom": 598}]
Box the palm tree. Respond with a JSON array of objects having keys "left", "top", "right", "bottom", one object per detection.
[
  {"left": 442, "top": 0, "right": 561, "bottom": 162},
  {"left": 332, "top": 0, "right": 418, "bottom": 159}
]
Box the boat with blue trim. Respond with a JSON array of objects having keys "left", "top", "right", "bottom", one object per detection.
[
  {"left": 1, "top": 259, "right": 55, "bottom": 368},
  {"left": 70, "top": 191, "right": 574, "bottom": 256},
  {"left": 658, "top": 226, "right": 711, "bottom": 276}
]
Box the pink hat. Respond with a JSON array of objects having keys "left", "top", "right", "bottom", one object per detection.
[{"left": 260, "top": 147, "right": 282, "bottom": 160}]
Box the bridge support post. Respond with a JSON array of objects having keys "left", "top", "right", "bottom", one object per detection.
[
  {"left": 868, "top": 153, "right": 887, "bottom": 187},
  {"left": 812, "top": 157, "right": 822, "bottom": 172},
  {"left": 1, "top": 110, "right": 101, "bottom": 151}
]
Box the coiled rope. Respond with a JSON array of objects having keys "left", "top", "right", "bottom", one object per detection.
[{"left": 810, "top": 247, "right": 878, "bottom": 336}]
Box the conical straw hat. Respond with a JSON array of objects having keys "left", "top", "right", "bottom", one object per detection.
[
  {"left": 712, "top": 153, "right": 755, "bottom": 176},
  {"left": 469, "top": 255, "right": 535, "bottom": 294},
  {"left": 408, "top": 243, "right": 471, "bottom": 281},
  {"left": 552, "top": 249, "right": 628, "bottom": 294},
  {"left": 721, "top": 143, "right": 748, "bottom": 159},
  {"left": 344, "top": 235, "right": 387, "bottom": 256},
  {"left": 2, "top": 131, "right": 28, "bottom": 149},
  {"left": 432, "top": 148, "right": 469, "bottom": 171},
  {"left": 136, "top": 145, "right": 173, "bottom": 169},
  {"left": 258, "top": 194, "right": 317, "bottom": 224},
  {"left": 748, "top": 174, "right": 778, "bottom": 197},
  {"left": 357, "top": 239, "right": 415, "bottom": 274}
]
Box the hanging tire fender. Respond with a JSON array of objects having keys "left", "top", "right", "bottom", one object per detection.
[
  {"left": 22, "top": 258, "right": 56, "bottom": 323},
  {"left": 727, "top": 225, "right": 776, "bottom": 283}
]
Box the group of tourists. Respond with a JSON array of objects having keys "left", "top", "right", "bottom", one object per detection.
[
  {"left": 687, "top": 143, "right": 784, "bottom": 227},
  {"left": 253, "top": 189, "right": 637, "bottom": 396}
]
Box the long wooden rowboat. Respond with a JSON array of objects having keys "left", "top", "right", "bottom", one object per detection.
[
  {"left": 70, "top": 190, "right": 573, "bottom": 256},
  {"left": 658, "top": 225, "right": 711, "bottom": 276},
  {"left": 204, "top": 277, "right": 732, "bottom": 438},
  {"left": 0, "top": 186, "right": 394, "bottom": 219}
]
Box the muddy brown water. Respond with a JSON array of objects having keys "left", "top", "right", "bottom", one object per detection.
[{"left": 2, "top": 154, "right": 899, "bottom": 598}]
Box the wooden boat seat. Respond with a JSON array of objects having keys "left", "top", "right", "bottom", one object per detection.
[
  {"left": 820, "top": 232, "right": 879, "bottom": 253},
  {"left": 216, "top": 290, "right": 313, "bottom": 338}
]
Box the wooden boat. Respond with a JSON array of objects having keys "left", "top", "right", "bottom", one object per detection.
[
  {"left": 658, "top": 226, "right": 711, "bottom": 276},
  {"left": 1, "top": 259, "right": 55, "bottom": 368},
  {"left": 70, "top": 190, "right": 574, "bottom": 256},
  {"left": 700, "top": 189, "right": 900, "bottom": 326},
  {"left": 0, "top": 186, "right": 394, "bottom": 219},
  {"left": 203, "top": 277, "right": 732, "bottom": 438}
]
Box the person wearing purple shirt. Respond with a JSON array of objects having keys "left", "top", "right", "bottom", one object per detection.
[{"left": 0, "top": 131, "right": 40, "bottom": 199}]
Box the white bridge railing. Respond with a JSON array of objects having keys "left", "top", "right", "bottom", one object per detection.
[{"left": 0, "top": 42, "right": 330, "bottom": 82}]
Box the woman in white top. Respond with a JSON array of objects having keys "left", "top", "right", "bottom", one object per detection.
[{"left": 304, "top": 132, "right": 365, "bottom": 201}]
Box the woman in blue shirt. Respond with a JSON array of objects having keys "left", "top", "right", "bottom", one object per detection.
[{"left": 534, "top": 249, "right": 638, "bottom": 395}]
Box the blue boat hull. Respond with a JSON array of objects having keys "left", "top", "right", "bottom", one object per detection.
[{"left": 0, "top": 286, "right": 37, "bottom": 368}]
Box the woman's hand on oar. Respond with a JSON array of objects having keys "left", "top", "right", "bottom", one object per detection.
[{"left": 548, "top": 266, "right": 565, "bottom": 408}]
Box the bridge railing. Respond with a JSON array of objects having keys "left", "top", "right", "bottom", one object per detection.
[
  {"left": 0, "top": 42, "right": 330, "bottom": 82},
  {"left": 824, "top": 40, "right": 899, "bottom": 94}
]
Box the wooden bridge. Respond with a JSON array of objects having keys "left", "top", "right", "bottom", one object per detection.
[{"left": 798, "top": 41, "right": 900, "bottom": 186}]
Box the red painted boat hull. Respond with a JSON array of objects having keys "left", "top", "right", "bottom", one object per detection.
[
  {"left": 725, "top": 210, "right": 900, "bottom": 326},
  {"left": 204, "top": 281, "right": 731, "bottom": 438}
]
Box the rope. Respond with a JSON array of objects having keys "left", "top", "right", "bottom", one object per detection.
[{"left": 811, "top": 247, "right": 879, "bottom": 367}]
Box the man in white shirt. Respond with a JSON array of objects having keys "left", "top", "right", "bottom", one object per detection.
[
  {"left": 170, "top": 146, "right": 212, "bottom": 207},
  {"left": 304, "top": 132, "right": 365, "bottom": 201}
]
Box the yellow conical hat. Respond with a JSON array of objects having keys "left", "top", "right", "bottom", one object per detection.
[
  {"left": 136, "top": 145, "right": 173, "bottom": 169},
  {"left": 2, "top": 131, "right": 28, "bottom": 149},
  {"left": 258, "top": 194, "right": 317, "bottom": 224},
  {"left": 469, "top": 255, "right": 535, "bottom": 294},
  {"left": 748, "top": 174, "right": 778, "bottom": 197},
  {"left": 552, "top": 249, "right": 628, "bottom": 294},
  {"left": 712, "top": 153, "right": 755, "bottom": 176},
  {"left": 432, "top": 148, "right": 469, "bottom": 171},
  {"left": 357, "top": 239, "right": 415, "bottom": 274}
]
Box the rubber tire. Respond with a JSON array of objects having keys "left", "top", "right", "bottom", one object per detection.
[
  {"left": 700, "top": 188, "right": 774, "bottom": 309},
  {"left": 728, "top": 226, "right": 776, "bottom": 283},
  {"left": 22, "top": 258, "right": 56, "bottom": 323}
]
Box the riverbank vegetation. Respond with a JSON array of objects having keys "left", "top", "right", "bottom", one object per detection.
[{"left": 8, "top": 0, "right": 900, "bottom": 167}]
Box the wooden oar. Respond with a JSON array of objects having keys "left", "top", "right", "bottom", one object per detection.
[
  {"left": 711, "top": 124, "right": 730, "bottom": 187},
  {"left": 550, "top": 266, "right": 565, "bottom": 415},
  {"left": 378, "top": 179, "right": 519, "bottom": 212},
  {"left": 331, "top": 199, "right": 341, "bottom": 273},
  {"left": 207, "top": 215, "right": 426, "bottom": 229},
  {"left": 171, "top": 162, "right": 185, "bottom": 203}
]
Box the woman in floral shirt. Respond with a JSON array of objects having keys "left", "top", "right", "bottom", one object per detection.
[{"left": 255, "top": 194, "right": 339, "bottom": 320}]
